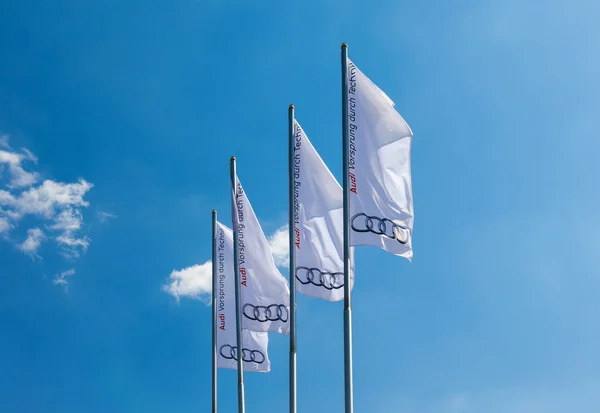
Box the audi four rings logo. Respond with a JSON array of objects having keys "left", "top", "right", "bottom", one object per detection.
[
  {"left": 296, "top": 266, "right": 344, "bottom": 290},
  {"left": 351, "top": 213, "right": 409, "bottom": 244},
  {"left": 219, "top": 344, "right": 265, "bottom": 364},
  {"left": 243, "top": 303, "right": 289, "bottom": 323}
]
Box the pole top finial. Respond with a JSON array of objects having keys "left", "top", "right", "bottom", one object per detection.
[
  {"left": 230, "top": 155, "right": 236, "bottom": 161},
  {"left": 341, "top": 42, "right": 348, "bottom": 49},
  {"left": 289, "top": 104, "right": 294, "bottom": 109},
  {"left": 212, "top": 209, "right": 216, "bottom": 214}
]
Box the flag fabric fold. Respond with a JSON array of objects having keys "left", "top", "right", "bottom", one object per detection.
[
  {"left": 346, "top": 58, "right": 414, "bottom": 260},
  {"left": 232, "top": 175, "right": 291, "bottom": 334},
  {"left": 292, "top": 120, "right": 354, "bottom": 302},
  {"left": 215, "top": 221, "right": 270, "bottom": 372}
]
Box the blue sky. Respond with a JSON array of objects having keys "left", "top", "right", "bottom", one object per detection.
[{"left": 1, "top": 0, "right": 599, "bottom": 412}]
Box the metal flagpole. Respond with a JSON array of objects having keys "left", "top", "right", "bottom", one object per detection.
[
  {"left": 288, "top": 104, "right": 298, "bottom": 413},
  {"left": 211, "top": 209, "right": 218, "bottom": 413},
  {"left": 230, "top": 156, "right": 246, "bottom": 413},
  {"left": 341, "top": 42, "right": 354, "bottom": 413}
]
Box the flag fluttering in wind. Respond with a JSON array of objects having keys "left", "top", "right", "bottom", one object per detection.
[
  {"left": 232, "top": 174, "right": 291, "bottom": 334},
  {"left": 292, "top": 120, "right": 354, "bottom": 302},
  {"left": 215, "top": 221, "right": 270, "bottom": 372},
  {"left": 207, "top": 46, "right": 416, "bottom": 413},
  {"left": 345, "top": 58, "right": 414, "bottom": 260}
]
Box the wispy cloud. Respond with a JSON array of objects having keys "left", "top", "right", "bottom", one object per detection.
[
  {"left": 49, "top": 207, "right": 90, "bottom": 258},
  {"left": 0, "top": 148, "right": 39, "bottom": 188},
  {"left": 0, "top": 135, "right": 94, "bottom": 261},
  {"left": 0, "top": 135, "right": 9, "bottom": 149},
  {"left": 0, "top": 216, "right": 12, "bottom": 234},
  {"left": 18, "top": 227, "right": 46, "bottom": 259},
  {"left": 20, "top": 148, "right": 38, "bottom": 163},
  {"left": 53, "top": 269, "right": 76, "bottom": 291},
  {"left": 97, "top": 211, "right": 117, "bottom": 223}
]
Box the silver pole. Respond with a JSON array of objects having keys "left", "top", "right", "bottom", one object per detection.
[
  {"left": 288, "top": 104, "right": 298, "bottom": 413},
  {"left": 230, "top": 156, "right": 246, "bottom": 413},
  {"left": 211, "top": 209, "right": 218, "bottom": 413},
  {"left": 341, "top": 42, "right": 354, "bottom": 413}
]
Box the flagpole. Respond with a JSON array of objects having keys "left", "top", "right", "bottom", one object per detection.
[
  {"left": 341, "top": 42, "right": 354, "bottom": 413},
  {"left": 211, "top": 209, "right": 218, "bottom": 413},
  {"left": 230, "top": 156, "right": 246, "bottom": 413},
  {"left": 288, "top": 104, "right": 298, "bottom": 413}
]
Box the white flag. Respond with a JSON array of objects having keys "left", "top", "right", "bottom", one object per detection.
[
  {"left": 215, "top": 221, "right": 270, "bottom": 372},
  {"left": 346, "top": 58, "right": 414, "bottom": 260},
  {"left": 232, "top": 175, "right": 290, "bottom": 334},
  {"left": 292, "top": 120, "right": 354, "bottom": 302}
]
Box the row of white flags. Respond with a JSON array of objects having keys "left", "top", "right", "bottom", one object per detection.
[{"left": 214, "top": 57, "right": 414, "bottom": 371}]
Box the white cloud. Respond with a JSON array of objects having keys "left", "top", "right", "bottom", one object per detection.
[
  {"left": 0, "top": 208, "right": 19, "bottom": 222},
  {"left": 0, "top": 150, "right": 20, "bottom": 165},
  {"left": 0, "top": 149, "right": 39, "bottom": 188},
  {"left": 268, "top": 225, "right": 289, "bottom": 267},
  {"left": 55, "top": 234, "right": 90, "bottom": 259},
  {"left": 164, "top": 225, "right": 290, "bottom": 301},
  {"left": 2, "top": 180, "right": 93, "bottom": 257},
  {"left": 48, "top": 207, "right": 90, "bottom": 258},
  {"left": 53, "top": 269, "right": 76, "bottom": 291},
  {"left": 162, "top": 261, "right": 213, "bottom": 302},
  {"left": 0, "top": 216, "right": 11, "bottom": 234},
  {"left": 13, "top": 179, "right": 92, "bottom": 218},
  {"left": 0, "top": 139, "right": 94, "bottom": 262},
  {"left": 50, "top": 208, "right": 84, "bottom": 232},
  {"left": 0, "top": 190, "right": 15, "bottom": 205},
  {"left": 18, "top": 227, "right": 46, "bottom": 259}
]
